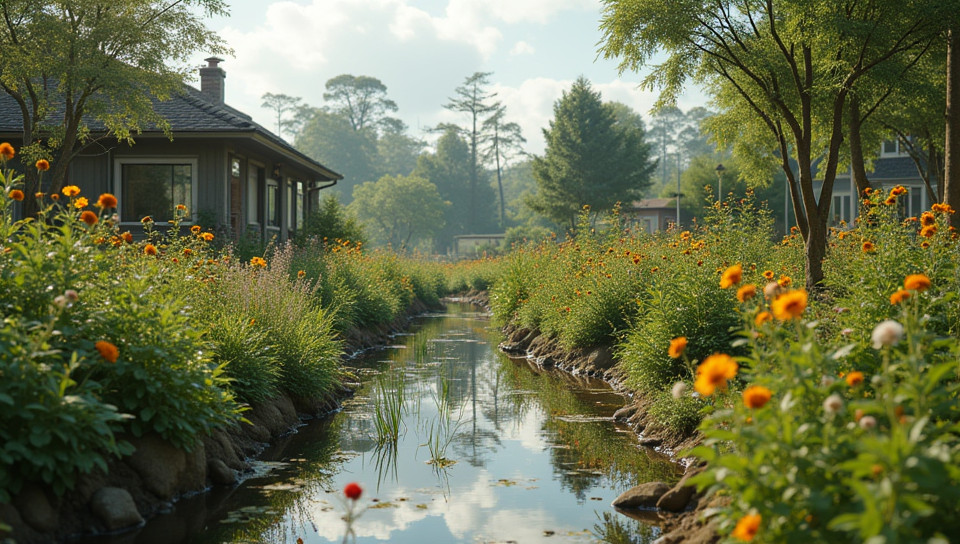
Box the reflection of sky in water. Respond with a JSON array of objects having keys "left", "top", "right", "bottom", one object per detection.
[{"left": 98, "top": 304, "right": 677, "bottom": 544}]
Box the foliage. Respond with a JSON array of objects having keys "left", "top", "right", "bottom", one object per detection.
[
  {"left": 260, "top": 92, "right": 303, "bottom": 139},
  {"left": 296, "top": 108, "right": 380, "bottom": 201},
  {"left": 349, "top": 174, "right": 447, "bottom": 250},
  {"left": 296, "top": 194, "right": 367, "bottom": 247},
  {"left": 529, "top": 77, "right": 656, "bottom": 230}
]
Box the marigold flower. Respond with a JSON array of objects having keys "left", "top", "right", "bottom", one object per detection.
[
  {"left": 736, "top": 284, "right": 757, "bottom": 302},
  {"left": 931, "top": 202, "right": 956, "bottom": 214},
  {"left": 191, "top": 225, "right": 202, "bottom": 234},
  {"left": 777, "top": 275, "right": 792, "bottom": 288},
  {"left": 250, "top": 256, "right": 267, "bottom": 268},
  {"left": 143, "top": 243, "right": 158, "bottom": 256},
  {"left": 890, "top": 185, "right": 907, "bottom": 196},
  {"left": 889, "top": 289, "right": 910, "bottom": 305},
  {"left": 74, "top": 197, "right": 91, "bottom": 209},
  {"left": 920, "top": 225, "right": 937, "bottom": 238},
  {"left": 35, "top": 192, "right": 45, "bottom": 199},
  {"left": 141, "top": 216, "right": 153, "bottom": 223},
  {"left": 80, "top": 210, "right": 98, "bottom": 226},
  {"left": 344, "top": 482, "right": 363, "bottom": 501},
  {"left": 97, "top": 193, "right": 118, "bottom": 209},
  {"left": 95, "top": 341, "right": 119, "bottom": 363},
  {"left": 720, "top": 263, "right": 743, "bottom": 289},
  {"left": 732, "top": 513, "right": 761, "bottom": 541},
  {"left": 771, "top": 289, "right": 807, "bottom": 320},
  {"left": 183, "top": 248, "right": 193, "bottom": 256},
  {"left": 694, "top": 353, "right": 738, "bottom": 396},
  {"left": 0, "top": 142, "right": 15, "bottom": 160},
  {"left": 920, "top": 211, "right": 935, "bottom": 226},
  {"left": 35, "top": 159, "right": 50, "bottom": 172},
  {"left": 121, "top": 232, "right": 133, "bottom": 243},
  {"left": 50, "top": 193, "right": 59, "bottom": 201},
  {"left": 297, "top": 270, "right": 306, "bottom": 278},
  {"left": 200, "top": 232, "right": 214, "bottom": 242},
  {"left": 8, "top": 189, "right": 24, "bottom": 201},
  {"left": 668, "top": 337, "right": 687, "bottom": 359},
  {"left": 871, "top": 319, "right": 904, "bottom": 349},
  {"left": 62, "top": 185, "right": 81, "bottom": 197},
  {"left": 176, "top": 204, "right": 187, "bottom": 211},
  {"left": 861, "top": 241, "right": 875, "bottom": 253},
  {"left": 845, "top": 371, "right": 864, "bottom": 387},
  {"left": 742, "top": 385, "right": 772, "bottom": 409},
  {"left": 904, "top": 273, "right": 931, "bottom": 292},
  {"left": 755, "top": 311, "right": 773, "bottom": 327},
  {"left": 883, "top": 195, "right": 896, "bottom": 205},
  {"left": 762, "top": 270, "right": 774, "bottom": 280}
]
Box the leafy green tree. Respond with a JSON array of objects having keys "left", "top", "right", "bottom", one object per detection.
[
  {"left": 0, "top": 0, "right": 228, "bottom": 214},
  {"left": 481, "top": 103, "right": 526, "bottom": 228},
  {"left": 528, "top": 77, "right": 656, "bottom": 230},
  {"left": 296, "top": 194, "right": 367, "bottom": 246},
  {"left": 295, "top": 108, "right": 379, "bottom": 202},
  {"left": 323, "top": 74, "right": 399, "bottom": 132},
  {"left": 348, "top": 174, "right": 446, "bottom": 250},
  {"left": 376, "top": 122, "right": 423, "bottom": 179},
  {"left": 600, "top": 0, "right": 952, "bottom": 290},
  {"left": 260, "top": 92, "right": 302, "bottom": 139}
]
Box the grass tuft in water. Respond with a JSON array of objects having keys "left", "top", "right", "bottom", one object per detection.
[{"left": 371, "top": 372, "right": 405, "bottom": 445}]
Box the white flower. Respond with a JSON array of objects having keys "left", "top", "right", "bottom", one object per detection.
[
  {"left": 823, "top": 394, "right": 844, "bottom": 414},
  {"left": 671, "top": 381, "right": 688, "bottom": 399},
  {"left": 53, "top": 295, "right": 67, "bottom": 308},
  {"left": 859, "top": 415, "right": 877, "bottom": 430},
  {"left": 871, "top": 319, "right": 904, "bottom": 349}
]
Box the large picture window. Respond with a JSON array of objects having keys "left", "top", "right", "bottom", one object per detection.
[{"left": 117, "top": 159, "right": 196, "bottom": 223}]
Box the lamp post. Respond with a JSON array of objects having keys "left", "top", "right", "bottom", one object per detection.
[{"left": 715, "top": 163, "right": 726, "bottom": 202}]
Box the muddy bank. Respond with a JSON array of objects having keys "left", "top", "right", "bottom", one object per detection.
[
  {"left": 497, "top": 321, "right": 720, "bottom": 544},
  {"left": 0, "top": 299, "right": 440, "bottom": 544}
]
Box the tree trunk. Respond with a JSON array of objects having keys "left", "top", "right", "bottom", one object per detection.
[
  {"left": 945, "top": 27, "right": 960, "bottom": 221},
  {"left": 848, "top": 96, "right": 872, "bottom": 195}
]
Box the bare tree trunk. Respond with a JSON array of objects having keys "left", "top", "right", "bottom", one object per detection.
[
  {"left": 945, "top": 28, "right": 960, "bottom": 221},
  {"left": 848, "top": 96, "right": 872, "bottom": 195}
]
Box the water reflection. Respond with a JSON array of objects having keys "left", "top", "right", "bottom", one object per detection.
[{"left": 88, "top": 304, "right": 679, "bottom": 544}]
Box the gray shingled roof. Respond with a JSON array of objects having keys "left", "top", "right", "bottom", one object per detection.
[{"left": 0, "top": 85, "right": 341, "bottom": 181}]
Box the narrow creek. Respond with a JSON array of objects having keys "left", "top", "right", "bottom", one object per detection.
[{"left": 86, "top": 302, "right": 680, "bottom": 543}]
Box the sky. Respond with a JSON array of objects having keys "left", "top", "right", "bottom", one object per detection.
[{"left": 189, "top": 0, "right": 709, "bottom": 155}]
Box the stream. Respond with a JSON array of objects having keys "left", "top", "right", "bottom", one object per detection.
[{"left": 84, "top": 303, "right": 680, "bottom": 543}]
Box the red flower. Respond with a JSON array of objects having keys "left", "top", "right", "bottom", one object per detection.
[{"left": 344, "top": 482, "right": 362, "bottom": 501}]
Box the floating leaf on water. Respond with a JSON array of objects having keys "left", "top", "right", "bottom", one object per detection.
[
  {"left": 415, "top": 504, "right": 428, "bottom": 509},
  {"left": 494, "top": 479, "right": 518, "bottom": 487},
  {"left": 369, "top": 501, "right": 399, "bottom": 509}
]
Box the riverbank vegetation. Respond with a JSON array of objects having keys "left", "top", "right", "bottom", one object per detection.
[
  {"left": 468, "top": 187, "right": 960, "bottom": 542},
  {"left": 0, "top": 151, "right": 447, "bottom": 504}
]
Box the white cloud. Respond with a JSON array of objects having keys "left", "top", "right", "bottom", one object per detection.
[{"left": 509, "top": 41, "right": 535, "bottom": 56}]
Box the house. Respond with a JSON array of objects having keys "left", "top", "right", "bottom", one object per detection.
[
  {"left": 0, "top": 58, "right": 341, "bottom": 242},
  {"left": 623, "top": 198, "right": 679, "bottom": 234},
  {"left": 813, "top": 140, "right": 937, "bottom": 227}
]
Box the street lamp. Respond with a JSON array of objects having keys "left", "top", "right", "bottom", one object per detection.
[{"left": 715, "top": 163, "right": 726, "bottom": 202}]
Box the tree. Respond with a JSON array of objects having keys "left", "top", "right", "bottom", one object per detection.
[
  {"left": 600, "top": 0, "right": 951, "bottom": 290},
  {"left": 296, "top": 194, "right": 367, "bottom": 246},
  {"left": 413, "top": 126, "right": 480, "bottom": 252},
  {"left": 443, "top": 72, "right": 499, "bottom": 233},
  {"left": 0, "top": 0, "right": 228, "bottom": 215},
  {"left": 295, "top": 108, "right": 378, "bottom": 202},
  {"left": 481, "top": 104, "right": 526, "bottom": 228},
  {"left": 348, "top": 174, "right": 446, "bottom": 250},
  {"left": 376, "top": 121, "right": 423, "bottom": 179},
  {"left": 323, "top": 74, "right": 398, "bottom": 132},
  {"left": 528, "top": 77, "right": 656, "bottom": 230},
  {"left": 260, "top": 92, "right": 302, "bottom": 139}
]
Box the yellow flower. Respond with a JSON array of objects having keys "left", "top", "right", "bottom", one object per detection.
[
  {"left": 191, "top": 225, "right": 202, "bottom": 234},
  {"left": 762, "top": 270, "right": 774, "bottom": 280},
  {"left": 732, "top": 513, "right": 761, "bottom": 541},
  {"left": 904, "top": 273, "right": 931, "bottom": 292},
  {"left": 143, "top": 244, "right": 158, "bottom": 256},
  {"left": 754, "top": 311, "right": 772, "bottom": 327},
  {"left": 250, "top": 256, "right": 267, "bottom": 268},
  {"left": 742, "top": 385, "right": 772, "bottom": 409},
  {"left": 720, "top": 263, "right": 743, "bottom": 289},
  {"left": 0, "top": 142, "right": 15, "bottom": 160},
  {"left": 62, "top": 185, "right": 81, "bottom": 197},
  {"left": 297, "top": 270, "right": 306, "bottom": 278},
  {"left": 920, "top": 225, "right": 936, "bottom": 238},
  {"left": 771, "top": 289, "right": 808, "bottom": 320},
  {"left": 736, "top": 284, "right": 757, "bottom": 302},
  {"left": 80, "top": 211, "right": 98, "bottom": 226},
  {"left": 200, "top": 232, "right": 214, "bottom": 242},
  {"left": 35, "top": 159, "right": 50, "bottom": 172},
  {"left": 668, "top": 337, "right": 687, "bottom": 359},
  {"left": 694, "top": 353, "right": 738, "bottom": 396},
  {"left": 845, "top": 371, "right": 864, "bottom": 387},
  {"left": 94, "top": 341, "right": 119, "bottom": 363},
  {"left": 97, "top": 193, "right": 118, "bottom": 209},
  {"left": 73, "top": 197, "right": 88, "bottom": 209}
]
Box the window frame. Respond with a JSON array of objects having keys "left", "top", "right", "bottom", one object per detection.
[{"left": 114, "top": 157, "right": 199, "bottom": 226}]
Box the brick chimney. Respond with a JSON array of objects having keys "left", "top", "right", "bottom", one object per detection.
[{"left": 199, "top": 57, "right": 225, "bottom": 104}]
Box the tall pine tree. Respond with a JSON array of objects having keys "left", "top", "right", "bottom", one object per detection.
[{"left": 529, "top": 77, "right": 656, "bottom": 229}]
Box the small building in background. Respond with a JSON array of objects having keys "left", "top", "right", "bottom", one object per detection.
[
  {"left": 622, "top": 198, "right": 679, "bottom": 234},
  {"left": 454, "top": 234, "right": 505, "bottom": 257}
]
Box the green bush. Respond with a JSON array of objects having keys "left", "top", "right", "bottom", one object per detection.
[{"left": 203, "top": 316, "right": 280, "bottom": 405}]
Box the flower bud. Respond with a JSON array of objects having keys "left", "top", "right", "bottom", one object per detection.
[{"left": 871, "top": 319, "right": 904, "bottom": 349}]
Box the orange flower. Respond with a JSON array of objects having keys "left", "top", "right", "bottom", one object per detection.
[
  {"left": 80, "top": 211, "right": 98, "bottom": 226},
  {"left": 732, "top": 513, "right": 761, "bottom": 541},
  {"left": 771, "top": 289, "right": 808, "bottom": 320},
  {"left": 904, "top": 273, "right": 931, "bottom": 292},
  {"left": 143, "top": 244, "right": 158, "bottom": 256},
  {"left": 200, "top": 232, "right": 214, "bottom": 242},
  {"left": 742, "top": 385, "right": 772, "bottom": 409},
  {"left": 176, "top": 204, "right": 187, "bottom": 211},
  {"left": 861, "top": 241, "right": 875, "bottom": 253},
  {"left": 920, "top": 211, "right": 935, "bottom": 226},
  {"left": 50, "top": 193, "right": 59, "bottom": 201},
  {"left": 668, "top": 337, "right": 687, "bottom": 359},
  {"left": 191, "top": 225, "right": 202, "bottom": 234},
  {"left": 920, "top": 241, "right": 931, "bottom": 249},
  {"left": 183, "top": 248, "right": 193, "bottom": 256},
  {"left": 141, "top": 216, "right": 153, "bottom": 223},
  {"left": 97, "top": 193, "right": 118, "bottom": 209},
  {"left": 777, "top": 275, "right": 792, "bottom": 288},
  {"left": 883, "top": 195, "right": 897, "bottom": 205},
  {"left": 694, "top": 353, "right": 738, "bottom": 396},
  {"left": 121, "top": 232, "right": 133, "bottom": 243},
  {"left": 720, "top": 264, "right": 743, "bottom": 289},
  {"left": 8, "top": 189, "right": 24, "bottom": 201},
  {"left": 0, "top": 142, "right": 15, "bottom": 160},
  {"left": 845, "top": 371, "right": 865, "bottom": 387},
  {"left": 94, "top": 341, "right": 119, "bottom": 363},
  {"left": 931, "top": 202, "right": 956, "bottom": 214},
  {"left": 736, "top": 284, "right": 757, "bottom": 302},
  {"left": 62, "top": 185, "right": 81, "bottom": 197},
  {"left": 35, "top": 159, "right": 50, "bottom": 172},
  {"left": 890, "top": 185, "right": 907, "bottom": 196},
  {"left": 754, "top": 311, "right": 773, "bottom": 327},
  {"left": 250, "top": 256, "right": 267, "bottom": 268},
  {"left": 889, "top": 289, "right": 910, "bottom": 305},
  {"left": 297, "top": 270, "right": 306, "bottom": 278},
  {"left": 920, "top": 225, "right": 936, "bottom": 238},
  {"left": 762, "top": 270, "right": 774, "bottom": 280},
  {"left": 73, "top": 197, "right": 89, "bottom": 209}
]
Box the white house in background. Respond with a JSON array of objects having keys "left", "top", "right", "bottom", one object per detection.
[{"left": 813, "top": 140, "right": 937, "bottom": 227}]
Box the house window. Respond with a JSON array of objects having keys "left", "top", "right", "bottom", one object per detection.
[
  {"left": 831, "top": 195, "right": 851, "bottom": 226},
  {"left": 248, "top": 165, "right": 262, "bottom": 226},
  {"left": 117, "top": 159, "right": 196, "bottom": 223},
  {"left": 267, "top": 179, "right": 279, "bottom": 228}
]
